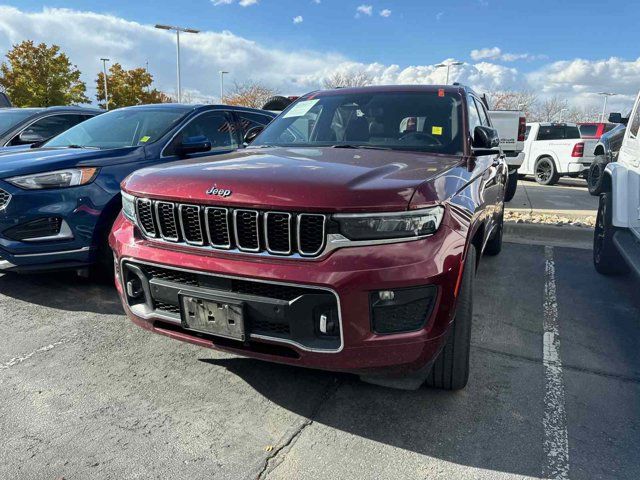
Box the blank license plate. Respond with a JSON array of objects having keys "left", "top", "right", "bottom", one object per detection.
[{"left": 180, "top": 294, "right": 245, "bottom": 341}]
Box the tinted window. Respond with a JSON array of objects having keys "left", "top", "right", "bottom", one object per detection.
[
  {"left": 536, "top": 125, "right": 581, "bottom": 141},
  {"left": 238, "top": 112, "right": 274, "bottom": 132},
  {"left": 579, "top": 124, "right": 597, "bottom": 137},
  {"left": 45, "top": 109, "right": 186, "bottom": 149},
  {"left": 166, "top": 112, "right": 238, "bottom": 156},
  {"left": 252, "top": 91, "right": 464, "bottom": 155},
  {"left": 474, "top": 98, "right": 491, "bottom": 127},
  {"left": 0, "top": 109, "right": 39, "bottom": 136},
  {"left": 603, "top": 123, "right": 616, "bottom": 133},
  {"left": 467, "top": 96, "right": 482, "bottom": 137},
  {"left": 9, "top": 114, "right": 91, "bottom": 146}
]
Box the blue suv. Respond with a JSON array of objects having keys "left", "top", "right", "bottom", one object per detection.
[{"left": 0, "top": 103, "right": 275, "bottom": 273}]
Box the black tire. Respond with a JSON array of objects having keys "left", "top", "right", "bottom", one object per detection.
[
  {"left": 534, "top": 157, "right": 560, "bottom": 186},
  {"left": 587, "top": 155, "right": 607, "bottom": 196},
  {"left": 426, "top": 246, "right": 476, "bottom": 390},
  {"left": 484, "top": 212, "right": 503, "bottom": 256},
  {"left": 262, "top": 96, "right": 293, "bottom": 112},
  {"left": 593, "top": 193, "right": 629, "bottom": 275},
  {"left": 504, "top": 171, "right": 518, "bottom": 202}
]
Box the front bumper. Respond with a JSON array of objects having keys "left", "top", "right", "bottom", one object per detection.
[
  {"left": 0, "top": 180, "right": 112, "bottom": 272},
  {"left": 110, "top": 214, "right": 466, "bottom": 375}
]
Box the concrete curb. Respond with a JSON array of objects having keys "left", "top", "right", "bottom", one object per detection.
[{"left": 504, "top": 222, "right": 593, "bottom": 250}]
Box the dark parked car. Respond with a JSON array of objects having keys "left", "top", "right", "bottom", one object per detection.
[
  {"left": 111, "top": 85, "right": 506, "bottom": 391},
  {"left": 587, "top": 123, "right": 627, "bottom": 195},
  {"left": 0, "top": 103, "right": 275, "bottom": 274},
  {"left": 0, "top": 106, "right": 101, "bottom": 149}
]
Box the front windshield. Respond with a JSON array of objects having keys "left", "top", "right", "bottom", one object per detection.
[
  {"left": 252, "top": 91, "right": 464, "bottom": 155},
  {"left": 44, "top": 108, "right": 187, "bottom": 149},
  {"left": 0, "top": 110, "right": 40, "bottom": 135}
]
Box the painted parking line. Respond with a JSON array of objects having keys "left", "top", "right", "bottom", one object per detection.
[{"left": 542, "top": 246, "right": 570, "bottom": 480}]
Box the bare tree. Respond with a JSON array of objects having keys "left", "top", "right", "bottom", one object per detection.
[
  {"left": 563, "top": 105, "right": 601, "bottom": 123},
  {"left": 322, "top": 70, "right": 372, "bottom": 89},
  {"left": 532, "top": 96, "right": 569, "bottom": 122},
  {"left": 486, "top": 90, "right": 538, "bottom": 118},
  {"left": 223, "top": 80, "right": 278, "bottom": 108}
]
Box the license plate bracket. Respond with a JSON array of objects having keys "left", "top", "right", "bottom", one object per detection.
[{"left": 179, "top": 292, "right": 245, "bottom": 341}]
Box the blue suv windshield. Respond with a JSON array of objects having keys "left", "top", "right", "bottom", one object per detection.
[
  {"left": 0, "top": 109, "right": 41, "bottom": 135},
  {"left": 45, "top": 108, "right": 187, "bottom": 149}
]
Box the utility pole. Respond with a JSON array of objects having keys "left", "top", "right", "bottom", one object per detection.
[
  {"left": 155, "top": 24, "right": 200, "bottom": 103},
  {"left": 597, "top": 92, "right": 617, "bottom": 122},
  {"left": 435, "top": 61, "right": 463, "bottom": 85},
  {"left": 220, "top": 71, "right": 229, "bottom": 103},
  {"left": 100, "top": 58, "right": 110, "bottom": 110}
]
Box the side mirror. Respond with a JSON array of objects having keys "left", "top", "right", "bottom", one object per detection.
[
  {"left": 472, "top": 126, "right": 500, "bottom": 153},
  {"left": 608, "top": 112, "right": 622, "bottom": 124},
  {"left": 244, "top": 126, "right": 264, "bottom": 145},
  {"left": 177, "top": 135, "right": 211, "bottom": 156},
  {"left": 18, "top": 130, "right": 47, "bottom": 145}
]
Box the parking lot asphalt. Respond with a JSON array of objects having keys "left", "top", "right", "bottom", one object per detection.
[
  {"left": 1, "top": 241, "right": 639, "bottom": 480},
  {"left": 509, "top": 178, "right": 598, "bottom": 220}
]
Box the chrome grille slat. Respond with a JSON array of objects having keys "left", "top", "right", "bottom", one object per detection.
[
  {"left": 0, "top": 188, "right": 12, "bottom": 211},
  {"left": 133, "top": 198, "right": 326, "bottom": 258}
]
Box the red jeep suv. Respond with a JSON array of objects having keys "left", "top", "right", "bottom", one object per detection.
[{"left": 110, "top": 85, "right": 506, "bottom": 390}]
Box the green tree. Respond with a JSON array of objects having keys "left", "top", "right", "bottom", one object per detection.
[
  {"left": 96, "top": 63, "right": 170, "bottom": 109},
  {"left": 0, "top": 40, "right": 89, "bottom": 107}
]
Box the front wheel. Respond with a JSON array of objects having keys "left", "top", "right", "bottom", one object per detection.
[
  {"left": 426, "top": 246, "right": 476, "bottom": 390},
  {"left": 504, "top": 170, "right": 518, "bottom": 202},
  {"left": 534, "top": 157, "right": 560, "bottom": 186},
  {"left": 593, "top": 193, "right": 628, "bottom": 275},
  {"left": 587, "top": 156, "right": 607, "bottom": 196}
]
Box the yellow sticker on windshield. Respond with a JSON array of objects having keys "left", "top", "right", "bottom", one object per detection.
[
  {"left": 140, "top": 136, "right": 151, "bottom": 143},
  {"left": 432, "top": 126, "right": 443, "bottom": 136}
]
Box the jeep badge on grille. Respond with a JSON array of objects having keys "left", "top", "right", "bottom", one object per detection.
[{"left": 206, "top": 186, "right": 232, "bottom": 197}]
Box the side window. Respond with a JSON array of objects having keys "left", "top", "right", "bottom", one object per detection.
[
  {"left": 537, "top": 126, "right": 563, "bottom": 141},
  {"left": 166, "top": 112, "right": 238, "bottom": 156},
  {"left": 474, "top": 97, "right": 491, "bottom": 127},
  {"left": 629, "top": 106, "right": 640, "bottom": 139},
  {"left": 10, "top": 114, "right": 85, "bottom": 145},
  {"left": 467, "top": 95, "right": 482, "bottom": 137},
  {"left": 238, "top": 112, "right": 273, "bottom": 132}
]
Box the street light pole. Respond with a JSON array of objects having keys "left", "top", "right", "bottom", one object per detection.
[
  {"left": 100, "top": 58, "right": 110, "bottom": 110},
  {"left": 435, "top": 61, "right": 463, "bottom": 85},
  {"left": 220, "top": 71, "right": 229, "bottom": 103},
  {"left": 155, "top": 24, "right": 200, "bottom": 103},
  {"left": 597, "top": 92, "right": 617, "bottom": 122}
]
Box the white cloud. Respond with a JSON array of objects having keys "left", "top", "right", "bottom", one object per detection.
[
  {"left": 0, "top": 6, "right": 636, "bottom": 112},
  {"left": 312, "top": 0, "right": 321, "bottom": 3},
  {"left": 356, "top": 5, "right": 373, "bottom": 17},
  {"left": 470, "top": 46, "right": 546, "bottom": 63},
  {"left": 293, "top": 15, "right": 303, "bottom": 24},
  {"left": 212, "top": 0, "right": 258, "bottom": 6},
  {"left": 436, "top": 12, "right": 444, "bottom": 21},
  {"left": 380, "top": 9, "right": 392, "bottom": 18}
]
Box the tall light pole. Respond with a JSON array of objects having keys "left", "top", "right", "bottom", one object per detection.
[
  {"left": 155, "top": 24, "right": 200, "bottom": 103},
  {"left": 219, "top": 71, "right": 229, "bottom": 103},
  {"left": 100, "top": 58, "right": 110, "bottom": 110},
  {"left": 597, "top": 92, "right": 617, "bottom": 122},
  {"left": 435, "top": 61, "right": 463, "bottom": 85}
]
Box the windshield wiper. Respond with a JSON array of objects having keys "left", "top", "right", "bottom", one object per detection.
[
  {"left": 65, "top": 144, "right": 100, "bottom": 150},
  {"left": 331, "top": 144, "right": 392, "bottom": 151}
]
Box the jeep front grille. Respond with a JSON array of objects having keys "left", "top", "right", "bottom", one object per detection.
[{"left": 134, "top": 198, "right": 327, "bottom": 258}]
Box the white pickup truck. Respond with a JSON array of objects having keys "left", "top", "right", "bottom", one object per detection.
[
  {"left": 594, "top": 90, "right": 640, "bottom": 278},
  {"left": 519, "top": 122, "right": 597, "bottom": 185},
  {"left": 488, "top": 110, "right": 526, "bottom": 201}
]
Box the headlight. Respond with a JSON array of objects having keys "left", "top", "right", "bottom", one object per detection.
[
  {"left": 333, "top": 206, "right": 444, "bottom": 241},
  {"left": 6, "top": 167, "right": 99, "bottom": 190},
  {"left": 121, "top": 191, "right": 136, "bottom": 223}
]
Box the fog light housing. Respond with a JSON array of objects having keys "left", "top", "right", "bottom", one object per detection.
[
  {"left": 370, "top": 286, "right": 437, "bottom": 334},
  {"left": 315, "top": 306, "right": 339, "bottom": 336}
]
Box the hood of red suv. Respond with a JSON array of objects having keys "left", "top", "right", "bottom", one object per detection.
[{"left": 123, "top": 147, "right": 461, "bottom": 212}]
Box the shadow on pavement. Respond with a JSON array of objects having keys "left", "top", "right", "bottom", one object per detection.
[
  {"left": 200, "top": 350, "right": 543, "bottom": 478},
  {"left": 0, "top": 271, "right": 123, "bottom": 315}
]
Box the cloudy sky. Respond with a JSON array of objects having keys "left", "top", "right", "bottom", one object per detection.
[{"left": 1, "top": 1, "right": 639, "bottom": 111}]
